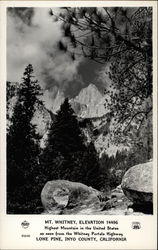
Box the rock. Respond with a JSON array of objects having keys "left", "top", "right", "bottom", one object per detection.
[
  {"left": 124, "top": 208, "right": 134, "bottom": 215},
  {"left": 121, "top": 161, "right": 153, "bottom": 205},
  {"left": 98, "top": 193, "right": 110, "bottom": 202},
  {"left": 41, "top": 180, "right": 101, "bottom": 214},
  {"left": 101, "top": 198, "right": 118, "bottom": 211},
  {"left": 111, "top": 184, "right": 124, "bottom": 199}
]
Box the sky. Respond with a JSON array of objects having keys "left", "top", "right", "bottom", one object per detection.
[{"left": 7, "top": 7, "right": 107, "bottom": 108}]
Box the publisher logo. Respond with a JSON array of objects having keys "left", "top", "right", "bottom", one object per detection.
[
  {"left": 21, "top": 220, "right": 30, "bottom": 229},
  {"left": 132, "top": 222, "right": 141, "bottom": 230}
]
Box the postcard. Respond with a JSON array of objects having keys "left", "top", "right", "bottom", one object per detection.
[{"left": 0, "top": 1, "right": 157, "bottom": 249}]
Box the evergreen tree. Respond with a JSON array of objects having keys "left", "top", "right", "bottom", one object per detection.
[
  {"left": 69, "top": 143, "right": 100, "bottom": 189},
  {"left": 40, "top": 98, "right": 100, "bottom": 188},
  {"left": 82, "top": 142, "right": 100, "bottom": 188},
  {"left": 50, "top": 98, "right": 85, "bottom": 156},
  {"left": 7, "top": 64, "right": 42, "bottom": 213},
  {"left": 40, "top": 98, "right": 85, "bottom": 179}
]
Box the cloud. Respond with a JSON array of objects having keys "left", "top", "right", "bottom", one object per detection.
[
  {"left": 95, "top": 63, "right": 112, "bottom": 91},
  {"left": 7, "top": 7, "right": 83, "bottom": 98}
]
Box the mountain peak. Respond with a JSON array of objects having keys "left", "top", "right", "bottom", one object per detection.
[
  {"left": 87, "top": 83, "right": 99, "bottom": 90},
  {"left": 74, "top": 83, "right": 103, "bottom": 105},
  {"left": 45, "top": 83, "right": 105, "bottom": 118},
  {"left": 70, "top": 83, "right": 106, "bottom": 118}
]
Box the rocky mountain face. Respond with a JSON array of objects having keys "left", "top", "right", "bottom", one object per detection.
[
  {"left": 32, "top": 104, "right": 53, "bottom": 146},
  {"left": 49, "top": 83, "right": 106, "bottom": 118},
  {"left": 71, "top": 84, "right": 106, "bottom": 118},
  {"left": 69, "top": 84, "right": 127, "bottom": 156},
  {"left": 7, "top": 82, "right": 127, "bottom": 155},
  {"left": 50, "top": 89, "right": 65, "bottom": 114}
]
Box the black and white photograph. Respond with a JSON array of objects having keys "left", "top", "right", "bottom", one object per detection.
[{"left": 6, "top": 5, "right": 154, "bottom": 217}]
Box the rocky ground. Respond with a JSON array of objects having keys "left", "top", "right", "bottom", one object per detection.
[
  {"left": 40, "top": 162, "right": 153, "bottom": 215},
  {"left": 56, "top": 185, "right": 146, "bottom": 215},
  {"left": 41, "top": 181, "right": 151, "bottom": 215}
]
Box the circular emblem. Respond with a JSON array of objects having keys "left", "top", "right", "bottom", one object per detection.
[
  {"left": 21, "top": 220, "right": 30, "bottom": 229},
  {"left": 132, "top": 221, "right": 141, "bottom": 230}
]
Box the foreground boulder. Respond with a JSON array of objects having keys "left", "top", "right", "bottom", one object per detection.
[
  {"left": 121, "top": 161, "right": 153, "bottom": 205},
  {"left": 41, "top": 180, "right": 100, "bottom": 214}
]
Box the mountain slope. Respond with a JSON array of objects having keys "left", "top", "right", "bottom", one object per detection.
[
  {"left": 7, "top": 81, "right": 53, "bottom": 148},
  {"left": 7, "top": 82, "right": 129, "bottom": 156},
  {"left": 51, "top": 89, "right": 65, "bottom": 114}
]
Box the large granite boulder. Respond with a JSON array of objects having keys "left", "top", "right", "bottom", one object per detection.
[
  {"left": 41, "top": 180, "right": 101, "bottom": 214},
  {"left": 121, "top": 161, "right": 153, "bottom": 205}
]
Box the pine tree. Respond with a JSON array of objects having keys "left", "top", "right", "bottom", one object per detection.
[
  {"left": 7, "top": 64, "right": 42, "bottom": 213},
  {"left": 40, "top": 98, "right": 85, "bottom": 179},
  {"left": 50, "top": 98, "right": 85, "bottom": 156},
  {"left": 40, "top": 98, "right": 100, "bottom": 188}
]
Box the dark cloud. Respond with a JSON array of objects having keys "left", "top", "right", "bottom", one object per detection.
[
  {"left": 78, "top": 58, "right": 106, "bottom": 92},
  {"left": 64, "top": 75, "right": 84, "bottom": 98}
]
